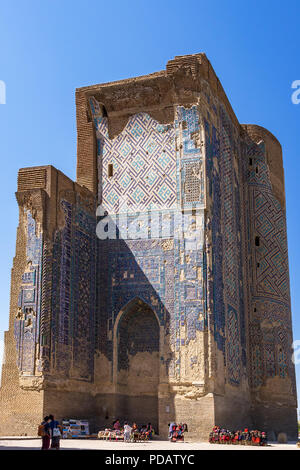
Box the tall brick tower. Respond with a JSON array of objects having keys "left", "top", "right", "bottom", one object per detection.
[{"left": 0, "top": 54, "right": 297, "bottom": 440}]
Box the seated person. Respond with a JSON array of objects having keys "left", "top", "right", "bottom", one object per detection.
[
  {"left": 132, "top": 422, "right": 138, "bottom": 432},
  {"left": 140, "top": 425, "right": 150, "bottom": 439},
  {"left": 168, "top": 422, "right": 176, "bottom": 440},
  {"left": 176, "top": 424, "right": 184, "bottom": 441},
  {"left": 113, "top": 419, "right": 121, "bottom": 431},
  {"left": 146, "top": 423, "right": 153, "bottom": 439}
]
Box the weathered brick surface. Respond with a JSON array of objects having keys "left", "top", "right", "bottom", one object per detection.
[{"left": 76, "top": 91, "right": 97, "bottom": 194}]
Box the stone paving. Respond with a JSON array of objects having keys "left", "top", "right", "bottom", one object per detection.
[{"left": 0, "top": 438, "right": 298, "bottom": 450}]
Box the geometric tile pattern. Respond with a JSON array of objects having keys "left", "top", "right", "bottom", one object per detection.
[
  {"left": 249, "top": 299, "right": 291, "bottom": 387},
  {"left": 220, "top": 126, "right": 239, "bottom": 306},
  {"left": 206, "top": 108, "right": 243, "bottom": 386},
  {"left": 14, "top": 211, "right": 42, "bottom": 375},
  {"left": 246, "top": 140, "right": 293, "bottom": 389},
  {"left": 15, "top": 99, "right": 291, "bottom": 396},
  {"left": 175, "top": 106, "right": 204, "bottom": 208},
  {"left": 90, "top": 100, "right": 206, "bottom": 381},
  {"left": 205, "top": 122, "right": 225, "bottom": 353},
  {"left": 252, "top": 189, "right": 289, "bottom": 301},
  {"left": 90, "top": 97, "right": 176, "bottom": 213},
  {"left": 226, "top": 305, "right": 241, "bottom": 385},
  {"left": 50, "top": 199, "right": 96, "bottom": 381},
  {"left": 220, "top": 113, "right": 244, "bottom": 385},
  {"left": 97, "top": 208, "right": 205, "bottom": 381}
]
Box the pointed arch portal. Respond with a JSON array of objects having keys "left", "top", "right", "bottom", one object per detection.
[{"left": 114, "top": 297, "right": 160, "bottom": 430}]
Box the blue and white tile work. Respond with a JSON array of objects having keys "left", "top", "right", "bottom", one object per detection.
[
  {"left": 97, "top": 213, "right": 205, "bottom": 380},
  {"left": 91, "top": 97, "right": 206, "bottom": 382},
  {"left": 90, "top": 96, "right": 177, "bottom": 214},
  {"left": 2, "top": 55, "right": 297, "bottom": 439},
  {"left": 50, "top": 198, "right": 96, "bottom": 381},
  {"left": 245, "top": 139, "right": 294, "bottom": 390},
  {"left": 175, "top": 106, "right": 205, "bottom": 209},
  {"left": 91, "top": 90, "right": 295, "bottom": 413},
  {"left": 13, "top": 96, "right": 294, "bottom": 396},
  {"left": 14, "top": 211, "right": 43, "bottom": 375},
  {"left": 204, "top": 96, "right": 294, "bottom": 391},
  {"left": 205, "top": 105, "right": 245, "bottom": 387},
  {"left": 219, "top": 107, "right": 245, "bottom": 386}
]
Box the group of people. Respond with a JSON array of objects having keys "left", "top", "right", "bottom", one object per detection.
[
  {"left": 39, "top": 416, "right": 270, "bottom": 448},
  {"left": 38, "top": 415, "right": 62, "bottom": 450},
  {"left": 209, "top": 426, "right": 268, "bottom": 446},
  {"left": 110, "top": 419, "right": 154, "bottom": 441},
  {"left": 168, "top": 423, "right": 188, "bottom": 442}
]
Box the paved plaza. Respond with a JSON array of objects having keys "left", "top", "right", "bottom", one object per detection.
[{"left": 0, "top": 438, "right": 298, "bottom": 451}]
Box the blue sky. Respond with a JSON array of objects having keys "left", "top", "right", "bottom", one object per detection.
[{"left": 0, "top": 0, "right": 299, "bottom": 406}]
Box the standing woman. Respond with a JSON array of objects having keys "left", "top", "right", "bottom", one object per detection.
[
  {"left": 48, "top": 414, "right": 62, "bottom": 450},
  {"left": 40, "top": 416, "right": 51, "bottom": 450}
]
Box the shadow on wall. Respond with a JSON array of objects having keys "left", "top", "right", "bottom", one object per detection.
[
  {"left": 42, "top": 213, "right": 176, "bottom": 436},
  {"left": 95, "top": 214, "right": 176, "bottom": 434}
]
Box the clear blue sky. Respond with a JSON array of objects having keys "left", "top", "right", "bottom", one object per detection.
[{"left": 0, "top": 0, "right": 299, "bottom": 407}]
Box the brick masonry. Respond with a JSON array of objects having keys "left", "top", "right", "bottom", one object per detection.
[{"left": 0, "top": 54, "right": 297, "bottom": 440}]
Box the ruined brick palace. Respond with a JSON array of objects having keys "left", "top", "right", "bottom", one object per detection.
[{"left": 0, "top": 54, "right": 297, "bottom": 440}]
